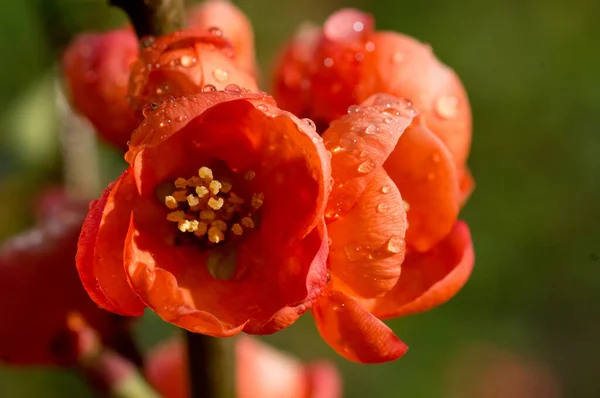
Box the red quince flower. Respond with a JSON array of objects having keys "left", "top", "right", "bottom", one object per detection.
[
  {"left": 144, "top": 337, "right": 341, "bottom": 398},
  {"left": 76, "top": 89, "right": 331, "bottom": 336},
  {"left": 311, "top": 94, "right": 474, "bottom": 363},
  {"left": 0, "top": 193, "right": 130, "bottom": 366},
  {"left": 127, "top": 30, "right": 258, "bottom": 115},
  {"left": 63, "top": 27, "right": 139, "bottom": 151},
  {"left": 272, "top": 9, "right": 473, "bottom": 199},
  {"left": 187, "top": 0, "right": 257, "bottom": 77}
]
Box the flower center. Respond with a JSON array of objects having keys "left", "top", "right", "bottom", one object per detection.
[{"left": 162, "top": 166, "right": 264, "bottom": 245}]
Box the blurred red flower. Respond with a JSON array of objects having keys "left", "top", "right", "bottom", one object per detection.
[
  {"left": 76, "top": 89, "right": 331, "bottom": 336},
  {"left": 145, "top": 336, "right": 341, "bottom": 398},
  {"left": 0, "top": 191, "right": 131, "bottom": 366},
  {"left": 272, "top": 8, "right": 473, "bottom": 201},
  {"left": 312, "top": 94, "right": 474, "bottom": 363}
]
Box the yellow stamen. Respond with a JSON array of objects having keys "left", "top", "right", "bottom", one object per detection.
[
  {"left": 164, "top": 195, "right": 178, "bottom": 209},
  {"left": 244, "top": 170, "right": 256, "bottom": 181},
  {"left": 194, "top": 221, "right": 208, "bottom": 237},
  {"left": 199, "top": 210, "right": 216, "bottom": 221},
  {"left": 220, "top": 181, "right": 232, "bottom": 193},
  {"left": 172, "top": 190, "right": 188, "bottom": 202},
  {"left": 207, "top": 226, "right": 224, "bottom": 243},
  {"left": 231, "top": 223, "right": 243, "bottom": 235},
  {"left": 167, "top": 211, "right": 186, "bottom": 222},
  {"left": 208, "top": 197, "right": 224, "bottom": 210},
  {"left": 196, "top": 186, "right": 209, "bottom": 198},
  {"left": 228, "top": 193, "right": 244, "bottom": 205},
  {"left": 211, "top": 220, "right": 228, "bottom": 232},
  {"left": 174, "top": 177, "right": 188, "bottom": 189},
  {"left": 187, "top": 194, "right": 200, "bottom": 207},
  {"left": 198, "top": 167, "right": 213, "bottom": 180},
  {"left": 241, "top": 217, "right": 255, "bottom": 229},
  {"left": 251, "top": 193, "right": 264, "bottom": 209},
  {"left": 187, "top": 176, "right": 202, "bottom": 187},
  {"left": 209, "top": 180, "right": 222, "bottom": 195}
]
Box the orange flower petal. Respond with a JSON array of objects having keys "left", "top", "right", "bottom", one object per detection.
[
  {"left": 367, "top": 31, "right": 472, "bottom": 167},
  {"left": 76, "top": 170, "right": 145, "bottom": 316},
  {"left": 313, "top": 289, "right": 407, "bottom": 363},
  {"left": 384, "top": 121, "right": 460, "bottom": 252},
  {"left": 327, "top": 168, "right": 406, "bottom": 298},
  {"left": 459, "top": 166, "right": 475, "bottom": 206},
  {"left": 187, "top": 0, "right": 257, "bottom": 77},
  {"left": 322, "top": 93, "right": 415, "bottom": 221},
  {"left": 370, "top": 221, "right": 474, "bottom": 319},
  {"left": 63, "top": 28, "right": 139, "bottom": 150},
  {"left": 128, "top": 31, "right": 258, "bottom": 114}
]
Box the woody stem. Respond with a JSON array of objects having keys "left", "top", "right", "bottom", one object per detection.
[
  {"left": 109, "top": 0, "right": 186, "bottom": 38},
  {"left": 186, "top": 332, "right": 236, "bottom": 398}
]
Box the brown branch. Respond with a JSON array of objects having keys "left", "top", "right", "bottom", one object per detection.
[{"left": 109, "top": 0, "right": 186, "bottom": 38}]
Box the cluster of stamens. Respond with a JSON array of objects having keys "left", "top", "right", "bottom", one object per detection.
[{"left": 163, "top": 166, "right": 264, "bottom": 244}]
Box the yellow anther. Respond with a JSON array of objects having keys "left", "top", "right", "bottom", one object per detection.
[
  {"left": 199, "top": 167, "right": 213, "bottom": 180},
  {"left": 194, "top": 221, "right": 208, "bottom": 237},
  {"left": 241, "top": 217, "right": 255, "bottom": 229},
  {"left": 244, "top": 170, "right": 256, "bottom": 181},
  {"left": 199, "top": 210, "right": 216, "bottom": 221},
  {"left": 187, "top": 194, "right": 200, "bottom": 207},
  {"left": 211, "top": 220, "right": 228, "bottom": 232},
  {"left": 251, "top": 193, "right": 264, "bottom": 209},
  {"left": 196, "top": 186, "right": 209, "bottom": 198},
  {"left": 172, "top": 190, "right": 188, "bottom": 202},
  {"left": 178, "top": 219, "right": 200, "bottom": 233},
  {"left": 231, "top": 223, "right": 243, "bottom": 235},
  {"left": 164, "top": 195, "right": 178, "bottom": 209},
  {"left": 209, "top": 180, "right": 222, "bottom": 195},
  {"left": 208, "top": 197, "right": 224, "bottom": 210},
  {"left": 207, "top": 226, "right": 224, "bottom": 243},
  {"left": 228, "top": 193, "right": 244, "bottom": 205},
  {"left": 187, "top": 176, "right": 202, "bottom": 187},
  {"left": 174, "top": 177, "right": 188, "bottom": 189},
  {"left": 220, "top": 181, "right": 232, "bottom": 193},
  {"left": 167, "top": 211, "right": 186, "bottom": 222}
]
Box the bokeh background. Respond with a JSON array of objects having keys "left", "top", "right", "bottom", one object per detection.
[{"left": 1, "top": 0, "right": 599, "bottom": 397}]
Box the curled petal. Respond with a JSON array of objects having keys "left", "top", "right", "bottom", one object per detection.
[
  {"left": 127, "top": 31, "right": 258, "bottom": 114},
  {"left": 322, "top": 93, "right": 415, "bottom": 221},
  {"left": 313, "top": 290, "right": 407, "bottom": 364},
  {"left": 367, "top": 31, "right": 472, "bottom": 167},
  {"left": 63, "top": 28, "right": 139, "bottom": 150},
  {"left": 76, "top": 170, "right": 145, "bottom": 316},
  {"left": 188, "top": 0, "right": 257, "bottom": 77},
  {"left": 384, "top": 121, "right": 459, "bottom": 252},
  {"left": 371, "top": 221, "right": 474, "bottom": 319},
  {"left": 328, "top": 168, "right": 406, "bottom": 298}
]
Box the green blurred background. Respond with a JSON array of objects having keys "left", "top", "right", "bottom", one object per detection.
[{"left": 1, "top": 0, "right": 599, "bottom": 397}]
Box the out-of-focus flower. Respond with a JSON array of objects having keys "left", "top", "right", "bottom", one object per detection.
[
  {"left": 272, "top": 8, "right": 473, "bottom": 200},
  {"left": 145, "top": 336, "right": 341, "bottom": 398},
  {"left": 63, "top": 27, "right": 139, "bottom": 151},
  {"left": 76, "top": 89, "right": 331, "bottom": 336},
  {"left": 127, "top": 30, "right": 258, "bottom": 115},
  {"left": 311, "top": 94, "right": 474, "bottom": 363},
  {"left": 444, "top": 345, "right": 562, "bottom": 398},
  {"left": 187, "top": 0, "right": 257, "bottom": 77},
  {"left": 0, "top": 192, "right": 131, "bottom": 366}
]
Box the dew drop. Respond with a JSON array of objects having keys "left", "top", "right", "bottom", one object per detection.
[
  {"left": 357, "top": 161, "right": 376, "bottom": 174},
  {"left": 301, "top": 118, "right": 316, "bottom": 129},
  {"left": 392, "top": 51, "right": 404, "bottom": 64},
  {"left": 256, "top": 104, "right": 268, "bottom": 111},
  {"left": 180, "top": 55, "right": 196, "bottom": 67},
  {"left": 141, "top": 36, "right": 155, "bottom": 48},
  {"left": 324, "top": 58, "right": 334, "bottom": 67},
  {"left": 376, "top": 203, "right": 389, "bottom": 213},
  {"left": 384, "top": 117, "right": 393, "bottom": 124},
  {"left": 365, "top": 124, "right": 378, "bottom": 134},
  {"left": 212, "top": 68, "right": 229, "bottom": 82},
  {"left": 202, "top": 84, "right": 217, "bottom": 92},
  {"left": 175, "top": 115, "right": 187, "bottom": 122},
  {"left": 224, "top": 84, "right": 241, "bottom": 93},
  {"left": 385, "top": 236, "right": 405, "bottom": 254},
  {"left": 339, "top": 133, "right": 359, "bottom": 149},
  {"left": 345, "top": 244, "right": 366, "bottom": 262},
  {"left": 365, "top": 41, "right": 375, "bottom": 52},
  {"left": 353, "top": 21, "right": 364, "bottom": 32},
  {"left": 381, "top": 185, "right": 391, "bottom": 194},
  {"left": 347, "top": 105, "right": 360, "bottom": 114},
  {"left": 432, "top": 152, "right": 441, "bottom": 163},
  {"left": 435, "top": 96, "right": 458, "bottom": 119},
  {"left": 326, "top": 272, "right": 332, "bottom": 283},
  {"left": 208, "top": 27, "right": 223, "bottom": 36},
  {"left": 354, "top": 52, "right": 364, "bottom": 61},
  {"left": 403, "top": 200, "right": 410, "bottom": 212}
]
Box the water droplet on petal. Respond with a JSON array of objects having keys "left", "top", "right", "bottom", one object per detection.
[
  {"left": 339, "top": 133, "right": 359, "bottom": 149},
  {"left": 365, "top": 41, "right": 375, "bottom": 52},
  {"left": 354, "top": 52, "right": 364, "bottom": 61},
  {"left": 392, "top": 52, "right": 404, "bottom": 64},
  {"left": 435, "top": 96, "right": 458, "bottom": 119},
  {"left": 384, "top": 117, "right": 393, "bottom": 124},
  {"left": 208, "top": 27, "right": 223, "bottom": 36},
  {"left": 347, "top": 105, "right": 360, "bottom": 114},
  {"left": 256, "top": 104, "right": 268, "bottom": 111},
  {"left": 212, "top": 68, "right": 229, "bottom": 82},
  {"left": 381, "top": 185, "right": 391, "bottom": 194},
  {"left": 365, "top": 124, "right": 378, "bottom": 134},
  {"left": 432, "top": 152, "right": 441, "bottom": 163},
  {"left": 353, "top": 21, "right": 364, "bottom": 32},
  {"left": 175, "top": 115, "right": 187, "bottom": 122},
  {"left": 224, "top": 84, "right": 241, "bottom": 93},
  {"left": 202, "top": 84, "right": 217, "bottom": 92},
  {"left": 358, "top": 161, "right": 376, "bottom": 174},
  {"left": 403, "top": 200, "right": 410, "bottom": 212},
  {"left": 180, "top": 55, "right": 196, "bottom": 67},
  {"left": 376, "top": 203, "right": 389, "bottom": 213},
  {"left": 326, "top": 272, "right": 332, "bottom": 282},
  {"left": 385, "top": 236, "right": 405, "bottom": 254},
  {"left": 301, "top": 118, "right": 316, "bottom": 129},
  {"left": 324, "top": 58, "right": 334, "bottom": 67}
]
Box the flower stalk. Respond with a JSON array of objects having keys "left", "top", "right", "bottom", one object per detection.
[
  {"left": 109, "top": 0, "right": 186, "bottom": 38},
  {"left": 186, "top": 332, "right": 236, "bottom": 398}
]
